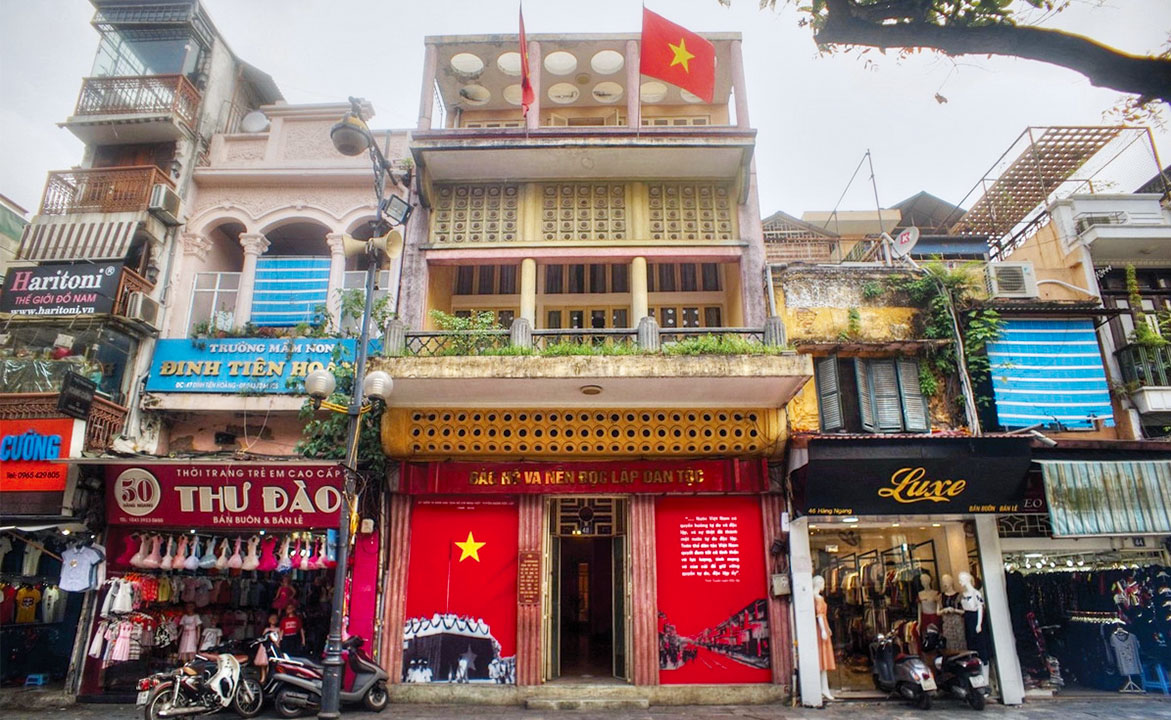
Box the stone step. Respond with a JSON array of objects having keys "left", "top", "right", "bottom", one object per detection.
[{"left": 526, "top": 697, "right": 650, "bottom": 710}]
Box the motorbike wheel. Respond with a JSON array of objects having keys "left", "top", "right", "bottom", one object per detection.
[
  {"left": 144, "top": 683, "right": 178, "bottom": 720},
  {"left": 232, "top": 676, "right": 265, "bottom": 718},
  {"left": 274, "top": 687, "right": 305, "bottom": 719},
  {"left": 967, "top": 688, "right": 986, "bottom": 711},
  {"left": 363, "top": 681, "right": 389, "bottom": 712},
  {"left": 917, "top": 692, "right": 933, "bottom": 710}
]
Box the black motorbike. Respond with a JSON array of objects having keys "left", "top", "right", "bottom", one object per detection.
[
  {"left": 269, "top": 635, "right": 389, "bottom": 717},
  {"left": 934, "top": 649, "right": 990, "bottom": 710},
  {"left": 870, "top": 633, "right": 936, "bottom": 709},
  {"left": 137, "top": 643, "right": 264, "bottom": 720}
]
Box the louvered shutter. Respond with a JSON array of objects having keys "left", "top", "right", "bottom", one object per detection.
[
  {"left": 815, "top": 356, "right": 843, "bottom": 431},
  {"left": 854, "top": 358, "right": 876, "bottom": 432},
  {"left": 870, "top": 360, "right": 904, "bottom": 432},
  {"left": 897, "top": 358, "right": 930, "bottom": 432}
]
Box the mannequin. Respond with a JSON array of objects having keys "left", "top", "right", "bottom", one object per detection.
[
  {"left": 958, "top": 571, "right": 990, "bottom": 677},
  {"left": 813, "top": 576, "right": 836, "bottom": 701},
  {"left": 940, "top": 573, "right": 966, "bottom": 651},
  {"left": 918, "top": 572, "right": 942, "bottom": 654}
]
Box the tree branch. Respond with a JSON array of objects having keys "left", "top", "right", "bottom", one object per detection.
[{"left": 817, "top": 0, "right": 1171, "bottom": 102}]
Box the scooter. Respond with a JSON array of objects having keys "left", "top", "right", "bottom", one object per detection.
[
  {"left": 870, "top": 633, "right": 936, "bottom": 709},
  {"left": 137, "top": 643, "right": 264, "bottom": 720},
  {"left": 934, "top": 649, "right": 990, "bottom": 710},
  {"left": 269, "top": 635, "right": 389, "bottom": 717}
]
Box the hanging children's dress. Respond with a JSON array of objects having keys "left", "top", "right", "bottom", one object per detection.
[{"left": 178, "top": 613, "right": 201, "bottom": 655}]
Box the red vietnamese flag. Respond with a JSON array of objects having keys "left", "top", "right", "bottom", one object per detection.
[
  {"left": 403, "top": 499, "right": 519, "bottom": 659},
  {"left": 519, "top": 6, "right": 535, "bottom": 117},
  {"left": 640, "top": 7, "right": 715, "bottom": 104}
]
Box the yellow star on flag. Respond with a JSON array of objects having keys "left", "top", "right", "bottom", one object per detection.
[
  {"left": 455, "top": 531, "right": 486, "bottom": 562},
  {"left": 668, "top": 37, "right": 695, "bottom": 72}
]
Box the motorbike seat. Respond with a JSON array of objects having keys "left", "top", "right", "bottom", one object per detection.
[
  {"left": 233, "top": 654, "right": 249, "bottom": 663},
  {"left": 288, "top": 656, "right": 324, "bottom": 670},
  {"left": 181, "top": 666, "right": 200, "bottom": 676}
]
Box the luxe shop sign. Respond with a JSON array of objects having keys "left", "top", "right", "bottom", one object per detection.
[
  {"left": 106, "top": 463, "right": 344, "bottom": 528},
  {"left": 792, "top": 437, "right": 1033, "bottom": 516}
]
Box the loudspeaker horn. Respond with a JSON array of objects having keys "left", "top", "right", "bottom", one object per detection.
[{"left": 340, "top": 229, "right": 404, "bottom": 260}]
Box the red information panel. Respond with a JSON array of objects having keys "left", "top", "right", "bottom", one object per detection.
[
  {"left": 105, "top": 463, "right": 343, "bottom": 528},
  {"left": 0, "top": 418, "right": 75, "bottom": 493},
  {"left": 403, "top": 459, "right": 766, "bottom": 495},
  {"left": 402, "top": 498, "right": 519, "bottom": 684},
  {"left": 655, "top": 496, "right": 771, "bottom": 684}
]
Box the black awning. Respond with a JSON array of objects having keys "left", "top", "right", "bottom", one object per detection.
[{"left": 792, "top": 436, "right": 1032, "bottom": 517}]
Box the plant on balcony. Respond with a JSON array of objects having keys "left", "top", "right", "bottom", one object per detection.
[
  {"left": 661, "top": 334, "right": 786, "bottom": 356},
  {"left": 1126, "top": 264, "right": 1168, "bottom": 348},
  {"left": 887, "top": 260, "right": 1003, "bottom": 408},
  {"left": 428, "top": 309, "right": 507, "bottom": 355}
]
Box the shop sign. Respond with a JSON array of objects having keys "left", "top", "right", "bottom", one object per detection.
[
  {"left": 793, "top": 437, "right": 1032, "bottom": 516},
  {"left": 105, "top": 463, "right": 344, "bottom": 528},
  {"left": 57, "top": 371, "right": 97, "bottom": 420},
  {"left": 0, "top": 417, "right": 76, "bottom": 494},
  {"left": 144, "top": 338, "right": 380, "bottom": 393},
  {"left": 0, "top": 262, "right": 121, "bottom": 316},
  {"left": 403, "top": 459, "right": 767, "bottom": 495}
]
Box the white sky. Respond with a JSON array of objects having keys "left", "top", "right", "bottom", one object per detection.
[{"left": 2, "top": 0, "right": 1169, "bottom": 220}]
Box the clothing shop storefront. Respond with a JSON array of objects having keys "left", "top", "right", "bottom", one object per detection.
[
  {"left": 386, "top": 459, "right": 783, "bottom": 691},
  {"left": 0, "top": 416, "right": 91, "bottom": 688},
  {"left": 1000, "top": 458, "right": 1171, "bottom": 695},
  {"left": 787, "top": 436, "right": 1033, "bottom": 707},
  {"left": 76, "top": 461, "right": 381, "bottom": 701}
]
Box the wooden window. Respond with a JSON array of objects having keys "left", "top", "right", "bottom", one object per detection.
[
  {"left": 612, "top": 308, "right": 629, "bottom": 328},
  {"left": 568, "top": 264, "right": 587, "bottom": 294},
  {"left": 499, "top": 265, "right": 518, "bottom": 294},
  {"left": 589, "top": 264, "right": 607, "bottom": 294},
  {"left": 477, "top": 265, "right": 496, "bottom": 295},
  {"left": 547, "top": 310, "right": 563, "bottom": 329},
  {"left": 545, "top": 265, "right": 564, "bottom": 294},
  {"left": 817, "top": 356, "right": 929, "bottom": 433},
  {"left": 680, "top": 264, "right": 698, "bottom": 292},
  {"left": 701, "top": 263, "right": 721, "bottom": 291},
  {"left": 455, "top": 266, "right": 475, "bottom": 295},
  {"left": 611, "top": 264, "right": 629, "bottom": 293},
  {"left": 703, "top": 307, "right": 722, "bottom": 327},
  {"left": 657, "top": 264, "right": 676, "bottom": 292}
]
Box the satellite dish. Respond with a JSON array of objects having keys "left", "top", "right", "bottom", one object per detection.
[
  {"left": 891, "top": 226, "right": 920, "bottom": 258},
  {"left": 239, "top": 110, "right": 270, "bottom": 133}
]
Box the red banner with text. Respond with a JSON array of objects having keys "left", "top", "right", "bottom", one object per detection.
[
  {"left": 402, "top": 459, "right": 766, "bottom": 495},
  {"left": 104, "top": 463, "right": 343, "bottom": 528},
  {"left": 655, "top": 495, "right": 770, "bottom": 684},
  {"left": 403, "top": 498, "right": 519, "bottom": 684}
]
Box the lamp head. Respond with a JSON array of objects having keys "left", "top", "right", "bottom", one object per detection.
[
  {"left": 305, "top": 369, "right": 337, "bottom": 405},
  {"left": 331, "top": 112, "right": 373, "bottom": 156},
  {"left": 362, "top": 370, "right": 393, "bottom": 403}
]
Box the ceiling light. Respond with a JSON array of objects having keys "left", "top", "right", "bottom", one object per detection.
[
  {"left": 931, "top": 523, "right": 941, "bottom": 527},
  {"left": 579, "top": 384, "right": 602, "bottom": 395},
  {"left": 842, "top": 517, "right": 859, "bottom": 524},
  {"left": 890, "top": 523, "right": 900, "bottom": 528},
  {"left": 1024, "top": 553, "right": 1044, "bottom": 558}
]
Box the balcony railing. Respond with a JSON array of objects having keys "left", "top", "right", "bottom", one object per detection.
[
  {"left": 0, "top": 392, "right": 128, "bottom": 452},
  {"left": 41, "top": 166, "right": 174, "bottom": 215},
  {"left": 74, "top": 74, "right": 201, "bottom": 129},
  {"left": 387, "top": 320, "right": 780, "bottom": 358},
  {"left": 114, "top": 267, "right": 155, "bottom": 316},
  {"left": 1118, "top": 343, "right": 1171, "bottom": 388}
]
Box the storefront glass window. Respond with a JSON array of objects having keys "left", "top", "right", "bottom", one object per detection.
[
  {"left": 810, "top": 520, "right": 984, "bottom": 693},
  {"left": 0, "top": 324, "right": 134, "bottom": 402}
]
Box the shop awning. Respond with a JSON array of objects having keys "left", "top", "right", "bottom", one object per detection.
[{"left": 1041, "top": 460, "right": 1171, "bottom": 536}]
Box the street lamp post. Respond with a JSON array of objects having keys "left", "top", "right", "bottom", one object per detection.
[{"left": 309, "top": 97, "right": 410, "bottom": 720}]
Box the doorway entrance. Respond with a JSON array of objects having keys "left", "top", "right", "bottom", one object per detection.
[{"left": 547, "top": 497, "right": 629, "bottom": 682}]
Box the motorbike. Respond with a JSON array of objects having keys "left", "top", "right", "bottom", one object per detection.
[
  {"left": 137, "top": 643, "right": 264, "bottom": 720},
  {"left": 934, "top": 649, "right": 990, "bottom": 710},
  {"left": 268, "top": 635, "right": 389, "bottom": 717},
  {"left": 870, "top": 633, "right": 936, "bottom": 709}
]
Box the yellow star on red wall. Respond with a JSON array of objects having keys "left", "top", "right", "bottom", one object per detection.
[{"left": 455, "top": 531, "right": 486, "bottom": 562}]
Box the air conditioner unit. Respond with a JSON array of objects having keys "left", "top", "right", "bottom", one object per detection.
[
  {"left": 986, "top": 261, "right": 1038, "bottom": 299},
  {"left": 125, "top": 291, "right": 161, "bottom": 331},
  {"left": 148, "top": 184, "right": 182, "bottom": 226}
]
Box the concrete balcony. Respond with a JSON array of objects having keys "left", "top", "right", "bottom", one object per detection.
[
  {"left": 62, "top": 74, "right": 201, "bottom": 144},
  {"left": 1118, "top": 343, "right": 1171, "bottom": 421},
  {"left": 410, "top": 126, "right": 756, "bottom": 187},
  {"left": 1054, "top": 194, "right": 1171, "bottom": 263}
]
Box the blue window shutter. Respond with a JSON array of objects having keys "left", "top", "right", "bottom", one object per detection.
[
  {"left": 251, "top": 257, "right": 331, "bottom": 327},
  {"left": 897, "top": 358, "right": 930, "bottom": 432},
  {"left": 855, "top": 358, "right": 876, "bottom": 432},
  {"left": 816, "top": 356, "right": 843, "bottom": 432},
  {"left": 870, "top": 360, "right": 904, "bottom": 432}
]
